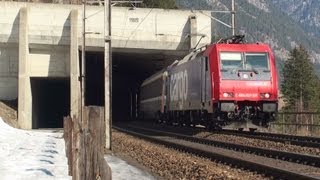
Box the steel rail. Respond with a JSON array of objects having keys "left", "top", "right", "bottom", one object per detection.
[
  {"left": 137, "top": 120, "right": 320, "bottom": 148},
  {"left": 147, "top": 121, "right": 320, "bottom": 148},
  {"left": 113, "top": 125, "right": 320, "bottom": 180},
  {"left": 217, "top": 129, "right": 320, "bottom": 148},
  {"left": 119, "top": 124, "right": 320, "bottom": 168}
]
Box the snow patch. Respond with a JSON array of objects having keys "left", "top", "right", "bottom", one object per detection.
[
  {"left": 0, "top": 117, "right": 71, "bottom": 180},
  {"left": 105, "top": 155, "right": 155, "bottom": 180}
]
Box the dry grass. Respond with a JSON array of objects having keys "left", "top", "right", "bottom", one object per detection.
[{"left": 0, "top": 100, "right": 18, "bottom": 128}]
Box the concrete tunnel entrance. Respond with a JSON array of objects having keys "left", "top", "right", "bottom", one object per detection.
[
  {"left": 29, "top": 50, "right": 179, "bottom": 128},
  {"left": 31, "top": 78, "right": 70, "bottom": 129},
  {"left": 81, "top": 51, "right": 146, "bottom": 121},
  {"left": 112, "top": 51, "right": 177, "bottom": 122},
  {"left": 82, "top": 51, "right": 178, "bottom": 122},
  {"left": 30, "top": 52, "right": 105, "bottom": 129}
]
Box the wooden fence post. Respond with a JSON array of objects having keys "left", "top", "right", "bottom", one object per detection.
[
  {"left": 63, "top": 117, "right": 73, "bottom": 176},
  {"left": 64, "top": 108, "right": 111, "bottom": 180},
  {"left": 82, "top": 106, "right": 112, "bottom": 180}
]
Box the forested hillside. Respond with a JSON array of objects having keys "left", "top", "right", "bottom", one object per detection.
[
  {"left": 176, "top": 0, "right": 320, "bottom": 71},
  {"left": 271, "top": 0, "right": 320, "bottom": 39}
]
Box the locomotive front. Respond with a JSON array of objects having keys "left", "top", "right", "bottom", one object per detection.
[{"left": 211, "top": 44, "right": 279, "bottom": 127}]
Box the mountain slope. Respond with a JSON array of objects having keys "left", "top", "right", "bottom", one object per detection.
[
  {"left": 176, "top": 0, "right": 320, "bottom": 68},
  {"left": 270, "top": 0, "right": 320, "bottom": 39}
]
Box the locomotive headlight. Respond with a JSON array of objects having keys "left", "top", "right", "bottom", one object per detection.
[
  {"left": 264, "top": 93, "right": 270, "bottom": 99},
  {"left": 260, "top": 93, "right": 271, "bottom": 99},
  {"left": 223, "top": 92, "right": 234, "bottom": 98}
]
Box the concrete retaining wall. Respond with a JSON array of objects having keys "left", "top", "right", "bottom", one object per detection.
[
  {"left": 0, "top": 2, "right": 212, "bottom": 51},
  {"left": 0, "top": 2, "right": 213, "bottom": 101},
  {"left": 0, "top": 44, "right": 18, "bottom": 100}
]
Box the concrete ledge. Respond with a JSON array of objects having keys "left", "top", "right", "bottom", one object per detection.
[{"left": 0, "top": 1, "right": 212, "bottom": 53}]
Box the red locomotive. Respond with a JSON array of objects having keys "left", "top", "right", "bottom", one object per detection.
[{"left": 139, "top": 36, "right": 279, "bottom": 130}]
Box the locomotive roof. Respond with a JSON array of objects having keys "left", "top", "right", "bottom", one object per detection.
[
  {"left": 141, "top": 68, "right": 167, "bottom": 87},
  {"left": 175, "top": 46, "right": 206, "bottom": 66},
  {"left": 140, "top": 48, "right": 206, "bottom": 87},
  {"left": 213, "top": 43, "right": 272, "bottom": 52}
]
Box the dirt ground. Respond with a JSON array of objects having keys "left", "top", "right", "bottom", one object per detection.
[{"left": 0, "top": 100, "right": 18, "bottom": 128}]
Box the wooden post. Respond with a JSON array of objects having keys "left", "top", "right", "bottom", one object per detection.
[
  {"left": 63, "top": 117, "right": 73, "bottom": 176},
  {"left": 64, "top": 109, "right": 111, "bottom": 179},
  {"left": 79, "top": 106, "right": 111, "bottom": 180},
  {"left": 72, "top": 116, "right": 81, "bottom": 180}
]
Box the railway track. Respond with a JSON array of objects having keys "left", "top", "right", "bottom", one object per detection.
[
  {"left": 217, "top": 129, "right": 320, "bottom": 148},
  {"left": 134, "top": 120, "right": 320, "bottom": 148},
  {"left": 113, "top": 124, "right": 320, "bottom": 179}
]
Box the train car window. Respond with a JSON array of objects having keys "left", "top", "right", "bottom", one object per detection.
[{"left": 245, "top": 53, "right": 269, "bottom": 70}]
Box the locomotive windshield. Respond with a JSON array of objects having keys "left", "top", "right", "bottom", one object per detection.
[
  {"left": 245, "top": 53, "right": 269, "bottom": 70},
  {"left": 220, "top": 52, "right": 270, "bottom": 80},
  {"left": 220, "top": 52, "right": 242, "bottom": 70}
]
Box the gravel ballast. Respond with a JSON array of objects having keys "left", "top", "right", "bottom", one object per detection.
[
  {"left": 195, "top": 132, "right": 320, "bottom": 157},
  {"left": 129, "top": 122, "right": 320, "bottom": 157},
  {"left": 112, "top": 130, "right": 267, "bottom": 180}
]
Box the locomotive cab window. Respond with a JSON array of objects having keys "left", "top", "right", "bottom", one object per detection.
[
  {"left": 220, "top": 52, "right": 271, "bottom": 80},
  {"left": 220, "top": 52, "right": 269, "bottom": 71},
  {"left": 245, "top": 53, "right": 269, "bottom": 70},
  {"left": 220, "top": 52, "right": 243, "bottom": 70}
]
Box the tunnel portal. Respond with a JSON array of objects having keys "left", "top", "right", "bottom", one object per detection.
[
  {"left": 31, "top": 78, "right": 70, "bottom": 129},
  {"left": 28, "top": 50, "right": 179, "bottom": 128}
]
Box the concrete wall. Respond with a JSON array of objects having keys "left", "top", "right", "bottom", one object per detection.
[
  {"left": 29, "top": 48, "right": 70, "bottom": 77},
  {"left": 0, "top": 2, "right": 215, "bottom": 99},
  {"left": 0, "top": 2, "right": 213, "bottom": 130},
  {"left": 111, "top": 8, "right": 212, "bottom": 51},
  {"left": 0, "top": 45, "right": 69, "bottom": 100},
  {"left": 0, "top": 44, "right": 18, "bottom": 100},
  {"left": 0, "top": 2, "right": 212, "bottom": 51},
  {"left": 0, "top": 2, "right": 212, "bottom": 101}
]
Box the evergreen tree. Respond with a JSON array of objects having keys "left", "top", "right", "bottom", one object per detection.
[{"left": 281, "top": 45, "right": 320, "bottom": 112}]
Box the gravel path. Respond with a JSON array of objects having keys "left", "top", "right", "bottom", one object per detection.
[{"left": 112, "top": 130, "right": 268, "bottom": 180}]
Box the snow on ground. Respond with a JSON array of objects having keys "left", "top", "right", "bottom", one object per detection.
[
  {"left": 0, "top": 117, "right": 71, "bottom": 180},
  {"left": 105, "top": 155, "right": 155, "bottom": 180}
]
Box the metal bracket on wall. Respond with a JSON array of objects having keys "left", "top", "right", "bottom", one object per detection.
[{"left": 105, "top": 36, "right": 111, "bottom": 42}]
